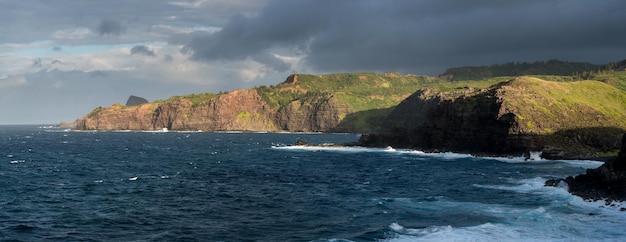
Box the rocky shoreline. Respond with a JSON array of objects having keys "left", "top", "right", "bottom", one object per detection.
[
  {"left": 71, "top": 75, "right": 625, "bottom": 161},
  {"left": 546, "top": 133, "right": 626, "bottom": 203},
  {"left": 298, "top": 132, "right": 626, "bottom": 204}
]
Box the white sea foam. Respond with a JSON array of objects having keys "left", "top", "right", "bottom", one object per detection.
[
  {"left": 272, "top": 145, "right": 389, "bottom": 153},
  {"left": 560, "top": 159, "right": 604, "bottom": 169},
  {"left": 272, "top": 145, "right": 475, "bottom": 160},
  {"left": 378, "top": 175, "right": 626, "bottom": 241},
  {"left": 481, "top": 153, "right": 603, "bottom": 170},
  {"left": 383, "top": 195, "right": 626, "bottom": 241}
]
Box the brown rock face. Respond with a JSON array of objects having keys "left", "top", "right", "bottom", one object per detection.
[
  {"left": 76, "top": 89, "right": 277, "bottom": 131},
  {"left": 74, "top": 89, "right": 352, "bottom": 132},
  {"left": 275, "top": 94, "right": 352, "bottom": 132},
  {"left": 284, "top": 74, "right": 299, "bottom": 84}
]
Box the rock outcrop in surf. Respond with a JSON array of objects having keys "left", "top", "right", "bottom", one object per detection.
[{"left": 546, "top": 133, "right": 626, "bottom": 203}]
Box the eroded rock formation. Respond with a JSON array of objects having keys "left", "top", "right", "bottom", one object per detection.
[
  {"left": 125, "top": 95, "right": 148, "bottom": 106},
  {"left": 76, "top": 89, "right": 277, "bottom": 131},
  {"left": 275, "top": 94, "right": 351, "bottom": 132},
  {"left": 75, "top": 89, "right": 352, "bottom": 133}
]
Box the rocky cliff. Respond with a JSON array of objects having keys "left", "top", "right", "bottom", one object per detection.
[
  {"left": 74, "top": 72, "right": 436, "bottom": 132},
  {"left": 546, "top": 133, "right": 626, "bottom": 203},
  {"left": 275, "top": 93, "right": 352, "bottom": 132},
  {"left": 77, "top": 89, "right": 278, "bottom": 131},
  {"left": 358, "top": 77, "right": 626, "bottom": 159},
  {"left": 75, "top": 88, "right": 353, "bottom": 132}
]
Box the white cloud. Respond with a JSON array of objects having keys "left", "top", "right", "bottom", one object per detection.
[
  {"left": 53, "top": 28, "right": 94, "bottom": 40},
  {"left": 0, "top": 75, "right": 27, "bottom": 88},
  {"left": 151, "top": 24, "right": 221, "bottom": 35},
  {"left": 168, "top": 0, "right": 212, "bottom": 9},
  {"left": 238, "top": 58, "right": 268, "bottom": 82}
]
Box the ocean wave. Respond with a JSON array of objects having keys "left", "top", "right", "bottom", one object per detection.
[
  {"left": 272, "top": 145, "right": 474, "bottom": 159},
  {"left": 274, "top": 145, "right": 605, "bottom": 170},
  {"left": 380, "top": 195, "right": 626, "bottom": 242}
]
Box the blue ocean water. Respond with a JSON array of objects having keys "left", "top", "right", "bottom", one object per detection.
[{"left": 1, "top": 125, "right": 625, "bottom": 241}]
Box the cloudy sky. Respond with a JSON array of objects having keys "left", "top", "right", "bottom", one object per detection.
[{"left": 1, "top": 0, "right": 625, "bottom": 124}]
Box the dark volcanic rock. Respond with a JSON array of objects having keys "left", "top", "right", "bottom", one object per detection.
[
  {"left": 357, "top": 77, "right": 626, "bottom": 159},
  {"left": 546, "top": 133, "right": 626, "bottom": 202},
  {"left": 126, "top": 95, "right": 148, "bottom": 106}
]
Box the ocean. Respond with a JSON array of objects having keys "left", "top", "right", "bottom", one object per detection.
[{"left": 1, "top": 125, "right": 625, "bottom": 241}]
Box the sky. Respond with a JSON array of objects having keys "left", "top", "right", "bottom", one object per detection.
[{"left": 1, "top": 0, "right": 625, "bottom": 124}]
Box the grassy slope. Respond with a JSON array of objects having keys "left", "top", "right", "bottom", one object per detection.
[
  {"left": 500, "top": 77, "right": 626, "bottom": 134},
  {"left": 291, "top": 73, "right": 437, "bottom": 111},
  {"left": 256, "top": 73, "right": 533, "bottom": 131},
  {"left": 85, "top": 61, "right": 626, "bottom": 133},
  {"left": 442, "top": 60, "right": 602, "bottom": 81},
  {"left": 593, "top": 71, "right": 626, "bottom": 92}
]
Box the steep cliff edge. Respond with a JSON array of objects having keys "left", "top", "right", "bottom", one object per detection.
[
  {"left": 76, "top": 89, "right": 278, "bottom": 131},
  {"left": 74, "top": 72, "right": 434, "bottom": 132},
  {"left": 359, "top": 77, "right": 626, "bottom": 159},
  {"left": 275, "top": 94, "right": 352, "bottom": 132},
  {"left": 75, "top": 87, "right": 357, "bottom": 132}
]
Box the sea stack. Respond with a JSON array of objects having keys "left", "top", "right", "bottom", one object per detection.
[{"left": 126, "top": 95, "right": 149, "bottom": 106}]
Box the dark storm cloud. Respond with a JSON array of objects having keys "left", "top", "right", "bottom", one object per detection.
[
  {"left": 181, "top": 0, "right": 333, "bottom": 67},
  {"left": 251, "top": 53, "right": 290, "bottom": 72},
  {"left": 182, "top": 0, "right": 626, "bottom": 75},
  {"left": 130, "top": 45, "right": 157, "bottom": 57},
  {"left": 96, "top": 19, "right": 124, "bottom": 36}
]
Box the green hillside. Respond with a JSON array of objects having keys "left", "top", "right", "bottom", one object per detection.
[
  {"left": 441, "top": 60, "right": 602, "bottom": 81},
  {"left": 100, "top": 59, "right": 625, "bottom": 132},
  {"left": 500, "top": 77, "right": 626, "bottom": 134},
  {"left": 255, "top": 73, "right": 442, "bottom": 131}
]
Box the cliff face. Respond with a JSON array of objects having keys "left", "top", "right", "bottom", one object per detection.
[
  {"left": 75, "top": 89, "right": 352, "bottom": 132},
  {"left": 77, "top": 89, "right": 277, "bottom": 131},
  {"left": 359, "top": 77, "right": 626, "bottom": 158},
  {"left": 275, "top": 94, "right": 352, "bottom": 132},
  {"left": 360, "top": 86, "right": 518, "bottom": 153}
]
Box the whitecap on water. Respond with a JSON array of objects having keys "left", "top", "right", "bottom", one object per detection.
[
  {"left": 272, "top": 145, "right": 474, "bottom": 160},
  {"left": 375, "top": 177, "right": 626, "bottom": 242},
  {"left": 382, "top": 197, "right": 626, "bottom": 241},
  {"left": 272, "top": 145, "right": 386, "bottom": 153},
  {"left": 481, "top": 152, "right": 603, "bottom": 170},
  {"left": 474, "top": 177, "right": 550, "bottom": 193}
]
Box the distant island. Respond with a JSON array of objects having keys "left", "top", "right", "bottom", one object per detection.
[{"left": 68, "top": 59, "right": 626, "bottom": 160}]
